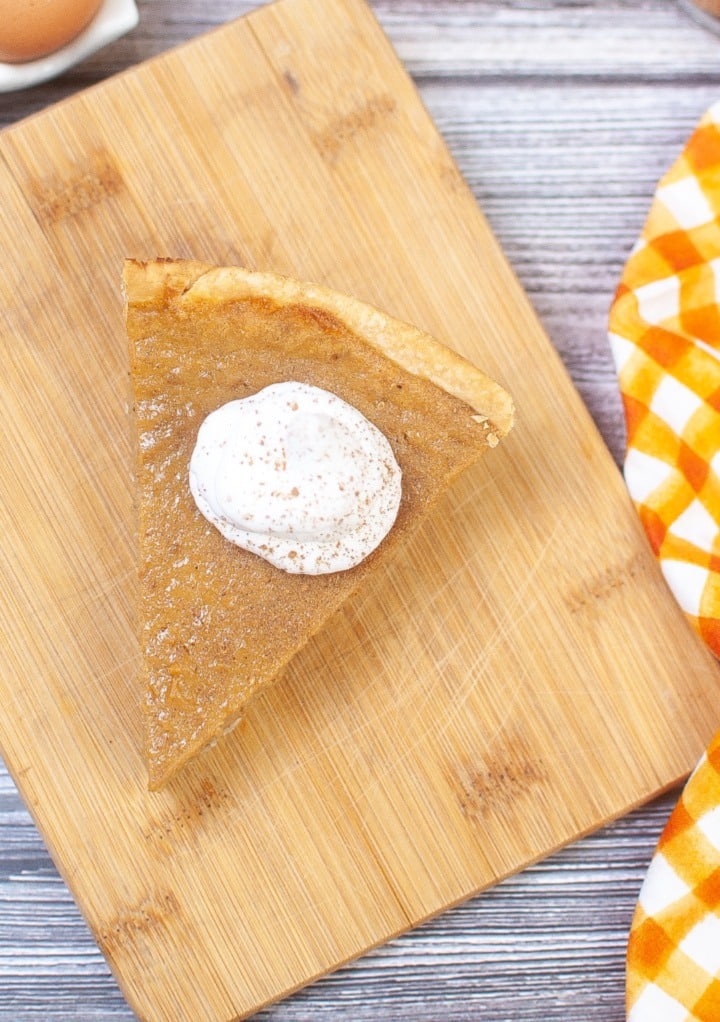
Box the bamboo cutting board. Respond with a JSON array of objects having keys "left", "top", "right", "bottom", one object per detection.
[{"left": 0, "top": 0, "right": 718, "bottom": 1018}]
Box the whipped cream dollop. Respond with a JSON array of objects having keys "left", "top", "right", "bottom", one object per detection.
[{"left": 189, "top": 381, "right": 402, "bottom": 575}]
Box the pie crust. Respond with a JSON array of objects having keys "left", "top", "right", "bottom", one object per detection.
[{"left": 124, "top": 259, "right": 514, "bottom": 788}]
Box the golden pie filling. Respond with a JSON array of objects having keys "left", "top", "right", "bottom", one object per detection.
[{"left": 124, "top": 259, "right": 514, "bottom": 789}]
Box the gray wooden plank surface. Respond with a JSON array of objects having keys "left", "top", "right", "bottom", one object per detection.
[{"left": 2, "top": 1, "right": 718, "bottom": 1019}]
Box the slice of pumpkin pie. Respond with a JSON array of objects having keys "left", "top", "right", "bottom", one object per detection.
[{"left": 124, "top": 259, "right": 514, "bottom": 789}]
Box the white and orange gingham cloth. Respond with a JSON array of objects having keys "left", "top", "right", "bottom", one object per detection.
[{"left": 607, "top": 100, "right": 720, "bottom": 1021}]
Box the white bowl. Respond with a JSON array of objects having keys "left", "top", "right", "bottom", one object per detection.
[{"left": 0, "top": 0, "right": 139, "bottom": 93}]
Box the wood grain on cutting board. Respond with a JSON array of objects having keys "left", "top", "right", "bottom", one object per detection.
[{"left": 0, "top": 0, "right": 717, "bottom": 1019}]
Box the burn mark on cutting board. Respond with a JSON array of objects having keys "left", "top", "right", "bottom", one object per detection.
[
  {"left": 313, "top": 93, "right": 396, "bottom": 162},
  {"left": 564, "top": 552, "right": 644, "bottom": 616},
  {"left": 143, "top": 775, "right": 233, "bottom": 855},
  {"left": 94, "top": 890, "right": 180, "bottom": 961},
  {"left": 450, "top": 729, "right": 548, "bottom": 822},
  {"left": 283, "top": 68, "right": 300, "bottom": 95},
  {"left": 28, "top": 149, "right": 123, "bottom": 226}
]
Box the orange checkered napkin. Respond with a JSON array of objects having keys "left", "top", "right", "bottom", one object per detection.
[
  {"left": 607, "top": 101, "right": 720, "bottom": 1020},
  {"left": 625, "top": 734, "right": 720, "bottom": 1022}
]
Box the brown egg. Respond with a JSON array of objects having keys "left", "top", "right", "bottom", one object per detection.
[{"left": 0, "top": 0, "right": 103, "bottom": 63}]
